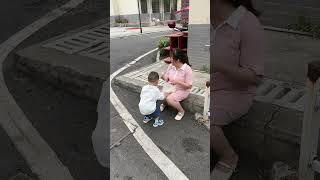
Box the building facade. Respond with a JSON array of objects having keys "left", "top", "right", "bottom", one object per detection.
[
  {"left": 187, "top": 0, "right": 210, "bottom": 70},
  {"left": 110, "top": 0, "right": 210, "bottom": 70},
  {"left": 110, "top": 0, "right": 181, "bottom": 26}
]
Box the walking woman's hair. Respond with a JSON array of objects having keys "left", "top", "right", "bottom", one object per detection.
[
  {"left": 226, "top": 0, "right": 260, "bottom": 17},
  {"left": 172, "top": 48, "right": 191, "bottom": 66}
]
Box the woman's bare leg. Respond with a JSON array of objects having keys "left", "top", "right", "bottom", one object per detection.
[
  {"left": 166, "top": 95, "right": 184, "bottom": 112},
  {"left": 211, "top": 125, "right": 238, "bottom": 171},
  {"left": 162, "top": 99, "right": 168, "bottom": 106}
]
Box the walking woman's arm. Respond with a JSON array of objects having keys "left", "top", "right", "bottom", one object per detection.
[
  {"left": 213, "top": 18, "right": 264, "bottom": 86},
  {"left": 213, "top": 62, "right": 258, "bottom": 85}
]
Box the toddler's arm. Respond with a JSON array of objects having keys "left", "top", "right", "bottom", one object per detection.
[{"left": 158, "top": 92, "right": 165, "bottom": 100}]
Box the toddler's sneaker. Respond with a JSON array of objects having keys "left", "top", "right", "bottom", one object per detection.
[
  {"left": 143, "top": 116, "right": 152, "bottom": 123},
  {"left": 153, "top": 119, "right": 164, "bottom": 127}
]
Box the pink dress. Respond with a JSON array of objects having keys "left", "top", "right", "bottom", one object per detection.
[
  {"left": 163, "top": 63, "right": 193, "bottom": 102},
  {"left": 211, "top": 6, "right": 264, "bottom": 126}
]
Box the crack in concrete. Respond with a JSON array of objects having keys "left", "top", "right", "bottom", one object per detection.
[
  {"left": 110, "top": 124, "right": 138, "bottom": 150},
  {"left": 259, "top": 105, "right": 282, "bottom": 178},
  {"left": 264, "top": 106, "right": 282, "bottom": 129}
]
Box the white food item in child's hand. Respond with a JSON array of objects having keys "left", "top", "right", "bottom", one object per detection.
[{"left": 163, "top": 82, "right": 175, "bottom": 93}]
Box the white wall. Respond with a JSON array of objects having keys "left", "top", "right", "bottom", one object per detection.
[
  {"left": 111, "top": 0, "right": 181, "bottom": 16},
  {"left": 111, "top": 0, "right": 139, "bottom": 16},
  {"left": 187, "top": 0, "right": 210, "bottom": 70},
  {"left": 177, "top": 0, "right": 181, "bottom": 10},
  {"left": 110, "top": 0, "right": 115, "bottom": 16},
  {"left": 188, "top": 0, "right": 210, "bottom": 24}
]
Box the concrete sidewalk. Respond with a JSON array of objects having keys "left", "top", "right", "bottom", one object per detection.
[
  {"left": 115, "top": 60, "right": 210, "bottom": 128},
  {"left": 110, "top": 26, "right": 171, "bottom": 38}
]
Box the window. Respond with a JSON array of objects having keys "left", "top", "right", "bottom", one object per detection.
[
  {"left": 164, "top": 0, "right": 170, "bottom": 13},
  {"left": 140, "top": 0, "right": 148, "bottom": 14},
  {"left": 152, "top": 0, "right": 160, "bottom": 13},
  {"left": 172, "top": 0, "right": 177, "bottom": 11}
]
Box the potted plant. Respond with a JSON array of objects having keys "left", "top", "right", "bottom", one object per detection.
[
  {"left": 115, "top": 16, "right": 129, "bottom": 27},
  {"left": 157, "top": 37, "right": 170, "bottom": 58}
]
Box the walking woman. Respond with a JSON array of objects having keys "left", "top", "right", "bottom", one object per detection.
[{"left": 211, "top": 0, "right": 264, "bottom": 179}]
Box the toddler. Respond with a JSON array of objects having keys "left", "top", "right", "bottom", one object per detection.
[{"left": 139, "top": 71, "right": 167, "bottom": 127}]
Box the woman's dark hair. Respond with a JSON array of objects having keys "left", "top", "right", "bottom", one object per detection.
[
  {"left": 172, "top": 49, "right": 191, "bottom": 66},
  {"left": 226, "top": 0, "right": 260, "bottom": 17}
]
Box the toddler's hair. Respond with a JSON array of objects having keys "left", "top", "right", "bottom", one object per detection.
[{"left": 148, "top": 71, "right": 159, "bottom": 82}]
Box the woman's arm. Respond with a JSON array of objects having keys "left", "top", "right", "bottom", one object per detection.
[
  {"left": 213, "top": 61, "right": 258, "bottom": 85},
  {"left": 213, "top": 16, "right": 264, "bottom": 86},
  {"left": 161, "top": 65, "right": 172, "bottom": 81},
  {"left": 172, "top": 80, "right": 192, "bottom": 89},
  {"left": 172, "top": 67, "right": 193, "bottom": 89}
]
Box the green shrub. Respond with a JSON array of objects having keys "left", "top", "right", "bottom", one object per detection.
[
  {"left": 287, "top": 16, "right": 320, "bottom": 39},
  {"left": 157, "top": 37, "right": 170, "bottom": 57},
  {"left": 115, "top": 16, "right": 129, "bottom": 24},
  {"left": 200, "top": 65, "right": 210, "bottom": 73}
]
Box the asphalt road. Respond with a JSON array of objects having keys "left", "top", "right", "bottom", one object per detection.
[
  {"left": 110, "top": 32, "right": 211, "bottom": 180},
  {"left": 0, "top": 0, "right": 70, "bottom": 43},
  {"left": 0, "top": 1, "right": 69, "bottom": 179},
  {"left": 1, "top": 0, "right": 108, "bottom": 179},
  {"left": 110, "top": 31, "right": 264, "bottom": 180}
]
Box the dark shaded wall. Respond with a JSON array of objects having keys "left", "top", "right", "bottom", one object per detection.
[{"left": 254, "top": 0, "right": 320, "bottom": 27}]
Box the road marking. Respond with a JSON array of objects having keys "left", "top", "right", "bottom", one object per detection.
[
  {"left": 149, "top": 34, "right": 168, "bottom": 39},
  {"left": 0, "top": 0, "right": 86, "bottom": 179},
  {"left": 110, "top": 30, "right": 171, "bottom": 39},
  {"left": 110, "top": 49, "right": 189, "bottom": 180}
]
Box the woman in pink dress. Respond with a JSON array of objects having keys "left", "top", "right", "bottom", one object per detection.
[
  {"left": 161, "top": 49, "right": 193, "bottom": 120},
  {"left": 211, "top": 0, "right": 264, "bottom": 179}
]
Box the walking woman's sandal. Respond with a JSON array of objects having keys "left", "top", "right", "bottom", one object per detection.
[{"left": 211, "top": 161, "right": 238, "bottom": 180}]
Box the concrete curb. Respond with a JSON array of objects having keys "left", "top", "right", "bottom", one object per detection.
[
  {"left": 264, "top": 26, "right": 313, "bottom": 37},
  {"left": 114, "top": 75, "right": 205, "bottom": 114},
  {"left": 14, "top": 20, "right": 107, "bottom": 102},
  {"left": 15, "top": 55, "right": 105, "bottom": 101},
  {"left": 0, "top": 0, "right": 87, "bottom": 179},
  {"left": 156, "top": 50, "right": 160, "bottom": 62},
  {"left": 113, "top": 57, "right": 210, "bottom": 130}
]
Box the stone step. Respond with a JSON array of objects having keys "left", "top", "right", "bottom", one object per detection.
[{"left": 14, "top": 22, "right": 107, "bottom": 101}]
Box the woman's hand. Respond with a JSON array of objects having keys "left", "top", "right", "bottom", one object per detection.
[
  {"left": 161, "top": 72, "right": 166, "bottom": 81},
  {"left": 171, "top": 80, "right": 182, "bottom": 85},
  {"left": 172, "top": 80, "right": 192, "bottom": 89}
]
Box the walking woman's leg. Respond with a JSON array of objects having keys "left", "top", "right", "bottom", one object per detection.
[{"left": 211, "top": 125, "right": 238, "bottom": 171}]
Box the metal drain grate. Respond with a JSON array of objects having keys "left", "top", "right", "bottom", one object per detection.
[
  {"left": 8, "top": 173, "right": 35, "bottom": 180},
  {"left": 123, "top": 62, "right": 208, "bottom": 96},
  {"left": 79, "top": 42, "right": 108, "bottom": 62},
  {"left": 124, "top": 64, "right": 161, "bottom": 79},
  {"left": 43, "top": 24, "right": 107, "bottom": 54},
  {"left": 255, "top": 78, "right": 309, "bottom": 112},
  {"left": 125, "top": 74, "right": 205, "bottom": 96}
]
